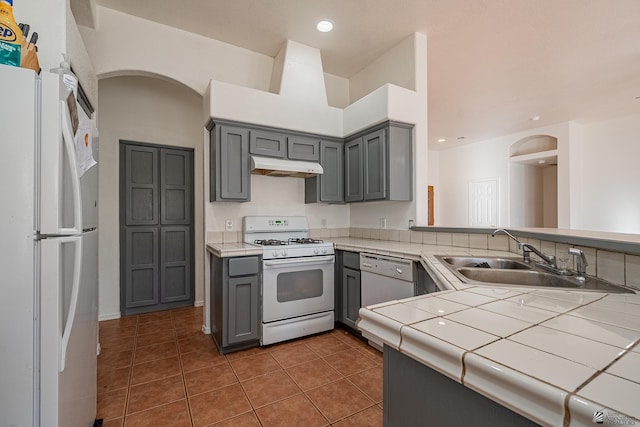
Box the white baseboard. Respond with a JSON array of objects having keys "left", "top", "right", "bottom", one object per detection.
[
  {"left": 194, "top": 300, "right": 204, "bottom": 307},
  {"left": 99, "top": 312, "right": 121, "bottom": 321}
]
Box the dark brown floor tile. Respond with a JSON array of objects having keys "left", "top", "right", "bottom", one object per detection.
[
  {"left": 98, "top": 349, "right": 133, "bottom": 371},
  {"left": 135, "top": 329, "right": 176, "bottom": 347},
  {"left": 173, "top": 313, "right": 204, "bottom": 329},
  {"left": 269, "top": 343, "right": 319, "bottom": 368},
  {"left": 127, "top": 374, "right": 185, "bottom": 414},
  {"left": 333, "top": 406, "right": 383, "bottom": 427},
  {"left": 178, "top": 333, "right": 217, "bottom": 355},
  {"left": 175, "top": 323, "right": 204, "bottom": 338},
  {"left": 210, "top": 411, "right": 261, "bottom": 426},
  {"left": 130, "top": 356, "right": 181, "bottom": 385},
  {"left": 305, "top": 335, "right": 352, "bottom": 357},
  {"left": 124, "top": 399, "right": 191, "bottom": 427},
  {"left": 137, "top": 310, "right": 173, "bottom": 324},
  {"left": 188, "top": 383, "right": 252, "bottom": 427},
  {"left": 100, "top": 316, "right": 138, "bottom": 330},
  {"left": 224, "top": 346, "right": 267, "bottom": 361},
  {"left": 241, "top": 370, "right": 301, "bottom": 408},
  {"left": 181, "top": 348, "right": 227, "bottom": 372},
  {"left": 184, "top": 363, "right": 238, "bottom": 396},
  {"left": 333, "top": 329, "right": 367, "bottom": 347},
  {"left": 358, "top": 345, "right": 383, "bottom": 364},
  {"left": 323, "top": 348, "right": 378, "bottom": 376},
  {"left": 102, "top": 418, "right": 123, "bottom": 427},
  {"left": 98, "top": 366, "right": 130, "bottom": 395},
  {"left": 100, "top": 335, "right": 135, "bottom": 352},
  {"left": 136, "top": 319, "right": 173, "bottom": 335},
  {"left": 133, "top": 341, "right": 178, "bottom": 365},
  {"left": 100, "top": 324, "right": 138, "bottom": 340},
  {"left": 347, "top": 366, "right": 383, "bottom": 403},
  {"left": 285, "top": 359, "right": 342, "bottom": 391},
  {"left": 229, "top": 353, "right": 281, "bottom": 381},
  {"left": 97, "top": 388, "right": 128, "bottom": 421},
  {"left": 171, "top": 305, "right": 202, "bottom": 318},
  {"left": 255, "top": 394, "right": 329, "bottom": 427},
  {"left": 305, "top": 379, "right": 374, "bottom": 423}
]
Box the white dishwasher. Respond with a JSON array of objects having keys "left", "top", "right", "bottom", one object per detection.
[{"left": 360, "top": 253, "right": 415, "bottom": 307}]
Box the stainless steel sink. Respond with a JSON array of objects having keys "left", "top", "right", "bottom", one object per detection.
[
  {"left": 435, "top": 255, "right": 634, "bottom": 294},
  {"left": 440, "top": 256, "right": 531, "bottom": 270}
]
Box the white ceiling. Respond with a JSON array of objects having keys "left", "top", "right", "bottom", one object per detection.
[{"left": 94, "top": 0, "right": 640, "bottom": 148}]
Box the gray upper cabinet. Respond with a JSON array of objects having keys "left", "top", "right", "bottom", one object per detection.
[
  {"left": 344, "top": 121, "right": 413, "bottom": 202},
  {"left": 288, "top": 136, "right": 320, "bottom": 161},
  {"left": 210, "top": 124, "right": 250, "bottom": 202},
  {"left": 249, "top": 129, "right": 287, "bottom": 158},
  {"left": 305, "top": 140, "right": 344, "bottom": 203},
  {"left": 344, "top": 138, "right": 364, "bottom": 202}
]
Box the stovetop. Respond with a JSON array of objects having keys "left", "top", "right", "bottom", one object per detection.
[{"left": 243, "top": 216, "right": 334, "bottom": 259}]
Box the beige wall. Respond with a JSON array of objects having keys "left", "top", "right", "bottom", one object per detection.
[{"left": 98, "top": 76, "right": 204, "bottom": 319}]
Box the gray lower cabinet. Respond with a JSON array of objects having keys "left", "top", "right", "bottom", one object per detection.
[
  {"left": 305, "top": 140, "right": 344, "bottom": 203},
  {"left": 209, "top": 124, "right": 250, "bottom": 202},
  {"left": 384, "top": 346, "right": 537, "bottom": 426},
  {"left": 335, "top": 251, "right": 361, "bottom": 332},
  {"left": 210, "top": 253, "right": 261, "bottom": 353},
  {"left": 344, "top": 121, "right": 413, "bottom": 202}
]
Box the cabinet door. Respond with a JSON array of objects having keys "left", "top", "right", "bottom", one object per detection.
[
  {"left": 160, "top": 148, "right": 191, "bottom": 225},
  {"left": 363, "top": 129, "right": 387, "bottom": 200},
  {"left": 288, "top": 136, "right": 320, "bottom": 161},
  {"left": 342, "top": 267, "right": 361, "bottom": 330},
  {"left": 213, "top": 125, "right": 250, "bottom": 201},
  {"left": 125, "top": 145, "right": 159, "bottom": 226},
  {"left": 124, "top": 227, "right": 159, "bottom": 309},
  {"left": 250, "top": 129, "right": 286, "bottom": 158},
  {"left": 320, "top": 140, "right": 344, "bottom": 202},
  {"left": 344, "top": 138, "right": 364, "bottom": 202},
  {"left": 160, "top": 226, "right": 191, "bottom": 303},
  {"left": 227, "top": 275, "right": 259, "bottom": 344}
]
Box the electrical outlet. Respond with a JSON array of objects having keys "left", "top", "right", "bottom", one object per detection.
[
  {"left": 408, "top": 219, "right": 415, "bottom": 228},
  {"left": 321, "top": 218, "right": 327, "bottom": 228},
  {"left": 380, "top": 218, "right": 387, "bottom": 229},
  {"left": 225, "top": 219, "right": 233, "bottom": 231}
]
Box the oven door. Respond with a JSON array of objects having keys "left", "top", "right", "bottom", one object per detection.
[{"left": 262, "top": 255, "right": 335, "bottom": 323}]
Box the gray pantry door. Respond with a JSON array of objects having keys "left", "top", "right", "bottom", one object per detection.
[{"left": 120, "top": 142, "right": 194, "bottom": 315}]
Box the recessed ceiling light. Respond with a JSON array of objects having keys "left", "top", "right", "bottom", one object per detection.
[
  {"left": 317, "top": 20, "right": 333, "bottom": 32},
  {"left": 530, "top": 115, "right": 541, "bottom": 121},
  {"left": 437, "top": 138, "right": 446, "bottom": 143},
  {"left": 457, "top": 136, "right": 465, "bottom": 141}
]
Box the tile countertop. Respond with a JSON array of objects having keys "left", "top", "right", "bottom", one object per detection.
[
  {"left": 331, "top": 237, "right": 640, "bottom": 426},
  {"left": 206, "top": 242, "right": 263, "bottom": 257}
]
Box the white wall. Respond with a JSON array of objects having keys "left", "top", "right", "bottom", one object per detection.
[
  {"left": 349, "top": 34, "right": 417, "bottom": 103},
  {"left": 509, "top": 164, "right": 543, "bottom": 227},
  {"left": 436, "top": 122, "right": 571, "bottom": 227},
  {"left": 80, "top": 6, "right": 274, "bottom": 95},
  {"left": 97, "top": 76, "right": 205, "bottom": 319},
  {"left": 577, "top": 112, "right": 640, "bottom": 233}
]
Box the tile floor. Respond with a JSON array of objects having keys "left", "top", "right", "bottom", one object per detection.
[{"left": 97, "top": 306, "right": 383, "bottom": 426}]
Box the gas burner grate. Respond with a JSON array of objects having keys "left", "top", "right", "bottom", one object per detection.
[
  {"left": 288, "top": 238, "right": 324, "bottom": 245},
  {"left": 254, "top": 239, "right": 288, "bottom": 246}
]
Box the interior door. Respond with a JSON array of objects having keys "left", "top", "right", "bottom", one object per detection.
[{"left": 120, "top": 142, "right": 194, "bottom": 315}]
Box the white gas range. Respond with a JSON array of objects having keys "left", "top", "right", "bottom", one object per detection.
[{"left": 243, "top": 216, "right": 335, "bottom": 345}]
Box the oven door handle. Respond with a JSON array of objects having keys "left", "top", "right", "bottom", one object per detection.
[{"left": 263, "top": 255, "right": 335, "bottom": 268}]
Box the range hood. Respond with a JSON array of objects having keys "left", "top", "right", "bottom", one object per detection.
[{"left": 251, "top": 156, "right": 323, "bottom": 178}]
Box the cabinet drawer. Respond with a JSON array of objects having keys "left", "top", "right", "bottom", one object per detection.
[
  {"left": 228, "top": 256, "right": 259, "bottom": 276},
  {"left": 343, "top": 251, "right": 360, "bottom": 270},
  {"left": 288, "top": 136, "right": 319, "bottom": 161}
]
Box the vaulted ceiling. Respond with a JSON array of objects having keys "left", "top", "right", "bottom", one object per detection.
[{"left": 94, "top": 0, "right": 640, "bottom": 148}]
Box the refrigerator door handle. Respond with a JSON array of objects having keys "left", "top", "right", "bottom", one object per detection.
[
  {"left": 59, "top": 236, "right": 82, "bottom": 372},
  {"left": 59, "top": 100, "right": 83, "bottom": 235}
]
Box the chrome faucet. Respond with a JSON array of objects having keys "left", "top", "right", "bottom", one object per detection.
[
  {"left": 492, "top": 229, "right": 557, "bottom": 267},
  {"left": 569, "top": 248, "right": 588, "bottom": 281}
]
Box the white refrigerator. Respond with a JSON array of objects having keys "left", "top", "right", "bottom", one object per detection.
[{"left": 0, "top": 64, "right": 99, "bottom": 427}]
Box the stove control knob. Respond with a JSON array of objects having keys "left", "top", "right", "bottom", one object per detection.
[
  {"left": 396, "top": 268, "right": 403, "bottom": 274},
  {"left": 272, "top": 251, "right": 278, "bottom": 257},
  {"left": 281, "top": 250, "right": 287, "bottom": 257},
  {"left": 321, "top": 248, "right": 327, "bottom": 254},
  {"left": 313, "top": 248, "right": 319, "bottom": 254}
]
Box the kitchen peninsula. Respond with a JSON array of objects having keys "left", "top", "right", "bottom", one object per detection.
[{"left": 208, "top": 227, "right": 640, "bottom": 426}]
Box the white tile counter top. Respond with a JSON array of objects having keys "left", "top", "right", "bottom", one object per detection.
[
  {"left": 342, "top": 237, "right": 640, "bottom": 426},
  {"left": 206, "top": 242, "right": 263, "bottom": 258}
]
